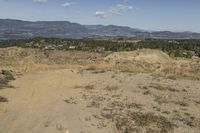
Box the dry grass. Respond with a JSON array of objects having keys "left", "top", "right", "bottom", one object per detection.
[
  {"left": 129, "top": 112, "right": 176, "bottom": 132},
  {"left": 159, "top": 61, "right": 200, "bottom": 80},
  {"left": 84, "top": 84, "right": 95, "bottom": 90},
  {"left": 174, "top": 101, "right": 189, "bottom": 107},
  {"left": 1, "top": 47, "right": 200, "bottom": 80},
  {"left": 149, "top": 83, "right": 179, "bottom": 92},
  {"left": 0, "top": 70, "right": 15, "bottom": 103},
  {"left": 0, "top": 96, "right": 8, "bottom": 102},
  {"left": 102, "top": 111, "right": 176, "bottom": 133},
  {"left": 154, "top": 96, "right": 169, "bottom": 104},
  {"left": 85, "top": 66, "right": 97, "bottom": 71},
  {"left": 0, "top": 70, "right": 15, "bottom": 104},
  {"left": 104, "top": 85, "right": 119, "bottom": 91},
  {"left": 92, "top": 69, "right": 106, "bottom": 74},
  {"left": 64, "top": 97, "right": 77, "bottom": 104},
  {"left": 0, "top": 70, "right": 15, "bottom": 89}
]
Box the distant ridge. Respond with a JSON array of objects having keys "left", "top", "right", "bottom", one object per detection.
[{"left": 0, "top": 19, "right": 200, "bottom": 40}]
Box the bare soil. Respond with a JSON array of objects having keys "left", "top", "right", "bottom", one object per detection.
[
  {"left": 0, "top": 69, "right": 200, "bottom": 133},
  {"left": 0, "top": 47, "right": 200, "bottom": 133}
]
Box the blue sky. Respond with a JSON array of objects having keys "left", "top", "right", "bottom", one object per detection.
[{"left": 0, "top": 0, "right": 200, "bottom": 32}]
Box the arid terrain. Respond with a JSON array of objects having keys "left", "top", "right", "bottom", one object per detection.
[{"left": 0, "top": 47, "right": 200, "bottom": 133}]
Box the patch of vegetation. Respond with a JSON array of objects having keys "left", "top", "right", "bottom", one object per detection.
[
  {"left": 1, "top": 38, "right": 200, "bottom": 58},
  {"left": 0, "top": 70, "right": 15, "bottom": 102},
  {"left": 149, "top": 83, "right": 167, "bottom": 91},
  {"left": 111, "top": 75, "right": 116, "bottom": 78},
  {"left": 84, "top": 84, "right": 95, "bottom": 90},
  {"left": 99, "top": 98, "right": 175, "bottom": 133},
  {"left": 0, "top": 78, "right": 8, "bottom": 89},
  {"left": 140, "top": 86, "right": 148, "bottom": 90},
  {"left": 169, "top": 50, "right": 193, "bottom": 58},
  {"left": 126, "top": 102, "right": 143, "bottom": 109},
  {"left": 166, "top": 75, "right": 177, "bottom": 80},
  {"left": 114, "top": 112, "right": 176, "bottom": 133},
  {"left": 0, "top": 96, "right": 8, "bottom": 102},
  {"left": 173, "top": 112, "right": 200, "bottom": 128},
  {"left": 74, "top": 85, "right": 84, "bottom": 89},
  {"left": 104, "top": 85, "right": 119, "bottom": 91},
  {"left": 174, "top": 101, "right": 189, "bottom": 107},
  {"left": 87, "top": 101, "right": 100, "bottom": 108},
  {"left": 130, "top": 112, "right": 176, "bottom": 132},
  {"left": 150, "top": 83, "right": 179, "bottom": 92},
  {"left": 0, "top": 70, "right": 15, "bottom": 89},
  {"left": 143, "top": 90, "right": 151, "bottom": 95},
  {"left": 195, "top": 100, "right": 200, "bottom": 105},
  {"left": 154, "top": 96, "right": 169, "bottom": 104},
  {"left": 121, "top": 70, "right": 136, "bottom": 73},
  {"left": 162, "top": 111, "right": 171, "bottom": 115},
  {"left": 92, "top": 70, "right": 106, "bottom": 74},
  {"left": 85, "top": 66, "right": 97, "bottom": 71},
  {"left": 64, "top": 97, "right": 77, "bottom": 104},
  {"left": 138, "top": 39, "right": 200, "bottom": 58}
]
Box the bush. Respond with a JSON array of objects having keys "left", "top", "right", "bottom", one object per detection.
[
  {"left": 169, "top": 50, "right": 192, "bottom": 58},
  {"left": 0, "top": 70, "right": 15, "bottom": 89},
  {"left": 195, "top": 49, "right": 200, "bottom": 57},
  {"left": 0, "top": 96, "right": 8, "bottom": 102}
]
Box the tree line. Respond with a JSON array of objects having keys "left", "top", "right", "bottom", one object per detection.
[{"left": 0, "top": 38, "right": 200, "bottom": 58}]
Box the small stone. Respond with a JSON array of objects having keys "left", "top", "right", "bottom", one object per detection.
[
  {"left": 44, "top": 121, "right": 50, "bottom": 127},
  {"left": 56, "top": 124, "right": 63, "bottom": 130},
  {"left": 65, "top": 130, "right": 69, "bottom": 133}
]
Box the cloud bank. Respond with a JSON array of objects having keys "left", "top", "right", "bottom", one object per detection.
[
  {"left": 61, "top": 1, "right": 76, "bottom": 8},
  {"left": 33, "top": 0, "right": 48, "bottom": 3},
  {"left": 95, "top": 4, "right": 134, "bottom": 19}
]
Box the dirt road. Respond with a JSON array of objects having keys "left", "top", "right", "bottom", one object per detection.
[
  {"left": 0, "top": 69, "right": 112, "bottom": 133},
  {"left": 0, "top": 69, "right": 200, "bottom": 133}
]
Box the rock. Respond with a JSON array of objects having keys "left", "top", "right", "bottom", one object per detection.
[
  {"left": 56, "top": 124, "right": 63, "bottom": 130},
  {"left": 65, "top": 130, "right": 69, "bottom": 133}
]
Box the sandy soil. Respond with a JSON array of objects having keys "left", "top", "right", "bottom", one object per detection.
[{"left": 0, "top": 68, "right": 200, "bottom": 133}]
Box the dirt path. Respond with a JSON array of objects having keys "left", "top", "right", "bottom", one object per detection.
[
  {"left": 0, "top": 69, "right": 113, "bottom": 133},
  {"left": 0, "top": 69, "right": 200, "bottom": 133}
]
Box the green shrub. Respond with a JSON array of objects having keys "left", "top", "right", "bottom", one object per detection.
[{"left": 169, "top": 50, "right": 192, "bottom": 58}]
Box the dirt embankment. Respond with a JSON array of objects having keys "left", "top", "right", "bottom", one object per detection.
[
  {"left": 0, "top": 47, "right": 200, "bottom": 133},
  {"left": 0, "top": 70, "right": 15, "bottom": 102},
  {"left": 104, "top": 49, "right": 200, "bottom": 79},
  {"left": 0, "top": 47, "right": 105, "bottom": 72},
  {"left": 0, "top": 47, "right": 200, "bottom": 78}
]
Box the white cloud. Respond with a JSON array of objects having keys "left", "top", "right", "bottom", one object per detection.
[
  {"left": 61, "top": 1, "right": 76, "bottom": 8},
  {"left": 110, "top": 4, "right": 133, "bottom": 15},
  {"left": 62, "top": 2, "right": 72, "bottom": 8},
  {"left": 33, "top": 0, "right": 48, "bottom": 3},
  {"left": 95, "top": 11, "right": 107, "bottom": 18},
  {"left": 95, "top": 4, "right": 134, "bottom": 19}
]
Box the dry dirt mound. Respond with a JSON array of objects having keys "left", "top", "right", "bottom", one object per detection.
[
  {"left": 1, "top": 47, "right": 200, "bottom": 79},
  {"left": 0, "top": 47, "right": 104, "bottom": 64},
  {"left": 103, "top": 49, "right": 200, "bottom": 78},
  {"left": 104, "top": 49, "right": 173, "bottom": 72},
  {"left": 0, "top": 47, "right": 105, "bottom": 72},
  {"left": 105, "top": 49, "right": 172, "bottom": 64},
  {"left": 0, "top": 47, "right": 47, "bottom": 64},
  {"left": 160, "top": 59, "right": 200, "bottom": 79}
]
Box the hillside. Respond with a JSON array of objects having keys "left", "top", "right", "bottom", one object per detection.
[
  {"left": 0, "top": 47, "right": 200, "bottom": 79},
  {"left": 1, "top": 19, "right": 200, "bottom": 40},
  {"left": 0, "top": 47, "right": 200, "bottom": 133}
]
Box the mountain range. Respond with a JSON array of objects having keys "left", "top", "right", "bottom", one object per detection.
[{"left": 0, "top": 19, "right": 200, "bottom": 40}]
